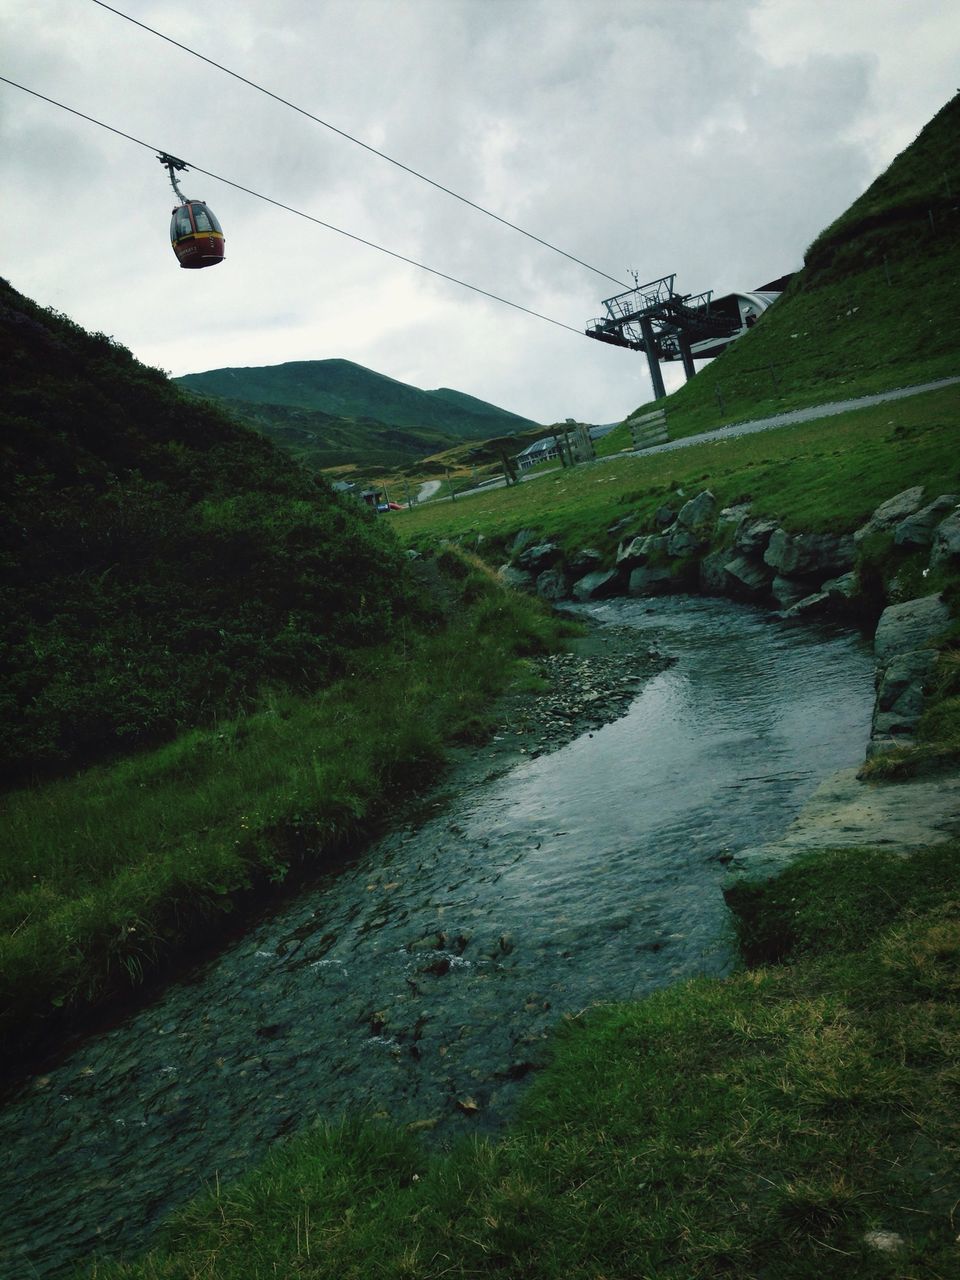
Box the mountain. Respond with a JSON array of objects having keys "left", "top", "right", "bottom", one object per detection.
[
  {"left": 173, "top": 359, "right": 539, "bottom": 469},
  {"left": 0, "top": 280, "right": 413, "bottom": 779}
]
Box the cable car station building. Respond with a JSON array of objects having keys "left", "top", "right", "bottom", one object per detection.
[{"left": 585, "top": 272, "right": 791, "bottom": 399}]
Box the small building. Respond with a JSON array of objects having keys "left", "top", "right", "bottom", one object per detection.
[{"left": 515, "top": 436, "right": 561, "bottom": 471}]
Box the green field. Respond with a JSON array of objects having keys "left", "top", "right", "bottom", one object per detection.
[{"left": 398, "top": 383, "right": 960, "bottom": 555}]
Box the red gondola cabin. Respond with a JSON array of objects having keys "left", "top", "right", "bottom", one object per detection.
[{"left": 170, "top": 201, "right": 225, "bottom": 269}]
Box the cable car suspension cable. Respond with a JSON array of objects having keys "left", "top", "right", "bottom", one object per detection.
[
  {"left": 0, "top": 76, "right": 585, "bottom": 336},
  {"left": 88, "top": 0, "right": 630, "bottom": 290}
]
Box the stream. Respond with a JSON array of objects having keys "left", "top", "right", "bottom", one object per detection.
[{"left": 0, "top": 596, "right": 875, "bottom": 1277}]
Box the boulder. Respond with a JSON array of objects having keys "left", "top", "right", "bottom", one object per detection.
[
  {"left": 666, "top": 525, "right": 707, "bottom": 557},
  {"left": 764, "top": 529, "right": 855, "bottom": 577},
  {"left": 874, "top": 594, "right": 949, "bottom": 664},
  {"left": 570, "top": 547, "right": 604, "bottom": 575},
  {"left": 699, "top": 549, "right": 730, "bottom": 595},
  {"left": 875, "top": 649, "right": 937, "bottom": 719},
  {"left": 931, "top": 510, "right": 960, "bottom": 567},
  {"left": 723, "top": 554, "right": 773, "bottom": 599},
  {"left": 518, "top": 541, "right": 561, "bottom": 572},
  {"left": 498, "top": 564, "right": 534, "bottom": 592},
  {"left": 675, "top": 489, "right": 717, "bottom": 529},
  {"left": 893, "top": 494, "right": 959, "bottom": 549},
  {"left": 822, "top": 571, "right": 858, "bottom": 601},
  {"left": 617, "top": 534, "right": 667, "bottom": 567},
  {"left": 779, "top": 590, "right": 832, "bottom": 620},
  {"left": 654, "top": 505, "right": 677, "bottom": 528},
  {"left": 854, "top": 486, "right": 924, "bottom": 544},
  {"left": 718, "top": 503, "right": 751, "bottom": 529},
  {"left": 628, "top": 564, "right": 676, "bottom": 596},
  {"left": 770, "top": 575, "right": 817, "bottom": 609},
  {"left": 536, "top": 569, "right": 569, "bottom": 602},
  {"left": 734, "top": 516, "right": 779, "bottom": 556},
  {"left": 572, "top": 569, "right": 622, "bottom": 601}
]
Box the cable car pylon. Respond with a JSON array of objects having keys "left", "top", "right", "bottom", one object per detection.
[{"left": 158, "top": 151, "right": 225, "bottom": 269}]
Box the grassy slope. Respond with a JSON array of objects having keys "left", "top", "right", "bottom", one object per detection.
[
  {"left": 596, "top": 92, "right": 960, "bottom": 453},
  {"left": 91, "top": 840, "right": 960, "bottom": 1280},
  {"left": 0, "top": 279, "right": 413, "bottom": 779},
  {"left": 398, "top": 383, "right": 960, "bottom": 550},
  {"left": 200, "top": 397, "right": 462, "bottom": 472}
]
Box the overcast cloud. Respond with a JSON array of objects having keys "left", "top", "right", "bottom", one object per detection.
[{"left": 2, "top": 0, "right": 957, "bottom": 424}]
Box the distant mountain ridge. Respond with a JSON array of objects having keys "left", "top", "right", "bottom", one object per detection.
[{"left": 174, "top": 359, "right": 538, "bottom": 468}]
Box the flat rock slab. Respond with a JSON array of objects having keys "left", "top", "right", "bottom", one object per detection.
[{"left": 729, "top": 767, "right": 960, "bottom": 880}]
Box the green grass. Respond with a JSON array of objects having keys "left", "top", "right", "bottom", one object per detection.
[
  {"left": 87, "top": 838, "right": 960, "bottom": 1279},
  {"left": 0, "top": 552, "right": 566, "bottom": 1058},
  {"left": 395, "top": 383, "right": 960, "bottom": 558}
]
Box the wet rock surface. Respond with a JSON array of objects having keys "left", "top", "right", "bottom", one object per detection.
[{"left": 0, "top": 598, "right": 874, "bottom": 1278}]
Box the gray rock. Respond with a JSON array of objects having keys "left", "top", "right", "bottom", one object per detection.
[
  {"left": 666, "top": 525, "right": 707, "bottom": 558},
  {"left": 893, "top": 494, "right": 959, "bottom": 549},
  {"left": 734, "top": 516, "right": 779, "bottom": 556},
  {"left": 723, "top": 554, "right": 773, "bottom": 598},
  {"left": 572, "top": 569, "right": 621, "bottom": 601},
  {"left": 770, "top": 575, "right": 816, "bottom": 609},
  {"left": 931, "top": 510, "right": 960, "bottom": 567},
  {"left": 874, "top": 594, "right": 949, "bottom": 664},
  {"left": 570, "top": 547, "right": 604, "bottom": 575},
  {"left": 616, "top": 536, "right": 648, "bottom": 567},
  {"left": 764, "top": 529, "right": 855, "bottom": 577},
  {"left": 509, "top": 528, "right": 540, "bottom": 556},
  {"left": 616, "top": 534, "right": 666, "bottom": 567},
  {"left": 518, "top": 541, "right": 561, "bottom": 571},
  {"left": 854, "top": 486, "right": 924, "bottom": 544},
  {"left": 654, "top": 505, "right": 677, "bottom": 528},
  {"left": 498, "top": 564, "right": 534, "bottom": 592},
  {"left": 675, "top": 489, "right": 717, "bottom": 529},
  {"left": 628, "top": 564, "right": 676, "bottom": 596},
  {"left": 699, "top": 549, "right": 730, "bottom": 594},
  {"left": 780, "top": 590, "right": 832, "bottom": 620},
  {"left": 875, "top": 650, "right": 937, "bottom": 722},
  {"left": 718, "top": 503, "right": 751, "bottom": 528},
  {"left": 865, "top": 733, "right": 914, "bottom": 759},
  {"left": 822, "top": 571, "right": 858, "bottom": 600},
  {"left": 873, "top": 708, "right": 923, "bottom": 736},
  {"left": 535, "top": 569, "right": 568, "bottom": 602}
]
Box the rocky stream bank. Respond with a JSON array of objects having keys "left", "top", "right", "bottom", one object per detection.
[{"left": 498, "top": 483, "right": 960, "bottom": 761}]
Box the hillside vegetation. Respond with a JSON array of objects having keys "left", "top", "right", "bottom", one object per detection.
[
  {"left": 174, "top": 359, "right": 537, "bottom": 471},
  {"left": 0, "top": 279, "right": 417, "bottom": 781}
]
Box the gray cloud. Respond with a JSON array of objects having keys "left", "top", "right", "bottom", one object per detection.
[{"left": 2, "top": 0, "right": 957, "bottom": 424}]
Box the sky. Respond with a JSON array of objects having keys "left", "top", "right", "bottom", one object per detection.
[{"left": 3, "top": 0, "right": 958, "bottom": 426}]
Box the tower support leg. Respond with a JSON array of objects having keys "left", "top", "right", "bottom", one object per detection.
[
  {"left": 679, "top": 334, "right": 697, "bottom": 381},
  {"left": 639, "top": 317, "right": 666, "bottom": 400}
]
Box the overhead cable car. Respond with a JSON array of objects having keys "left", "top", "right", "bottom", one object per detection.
[{"left": 158, "top": 153, "right": 225, "bottom": 269}]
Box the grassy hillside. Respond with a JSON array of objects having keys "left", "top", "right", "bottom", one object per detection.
[
  {"left": 202, "top": 397, "right": 459, "bottom": 472},
  {"left": 596, "top": 91, "right": 960, "bottom": 450},
  {"left": 398, "top": 383, "right": 960, "bottom": 554},
  {"left": 0, "top": 279, "right": 413, "bottom": 780},
  {"left": 174, "top": 359, "right": 538, "bottom": 470}
]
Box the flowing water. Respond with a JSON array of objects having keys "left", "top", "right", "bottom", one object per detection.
[{"left": 0, "top": 597, "right": 875, "bottom": 1277}]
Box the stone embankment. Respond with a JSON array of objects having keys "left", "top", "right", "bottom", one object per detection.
[{"left": 500, "top": 486, "right": 959, "bottom": 760}]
